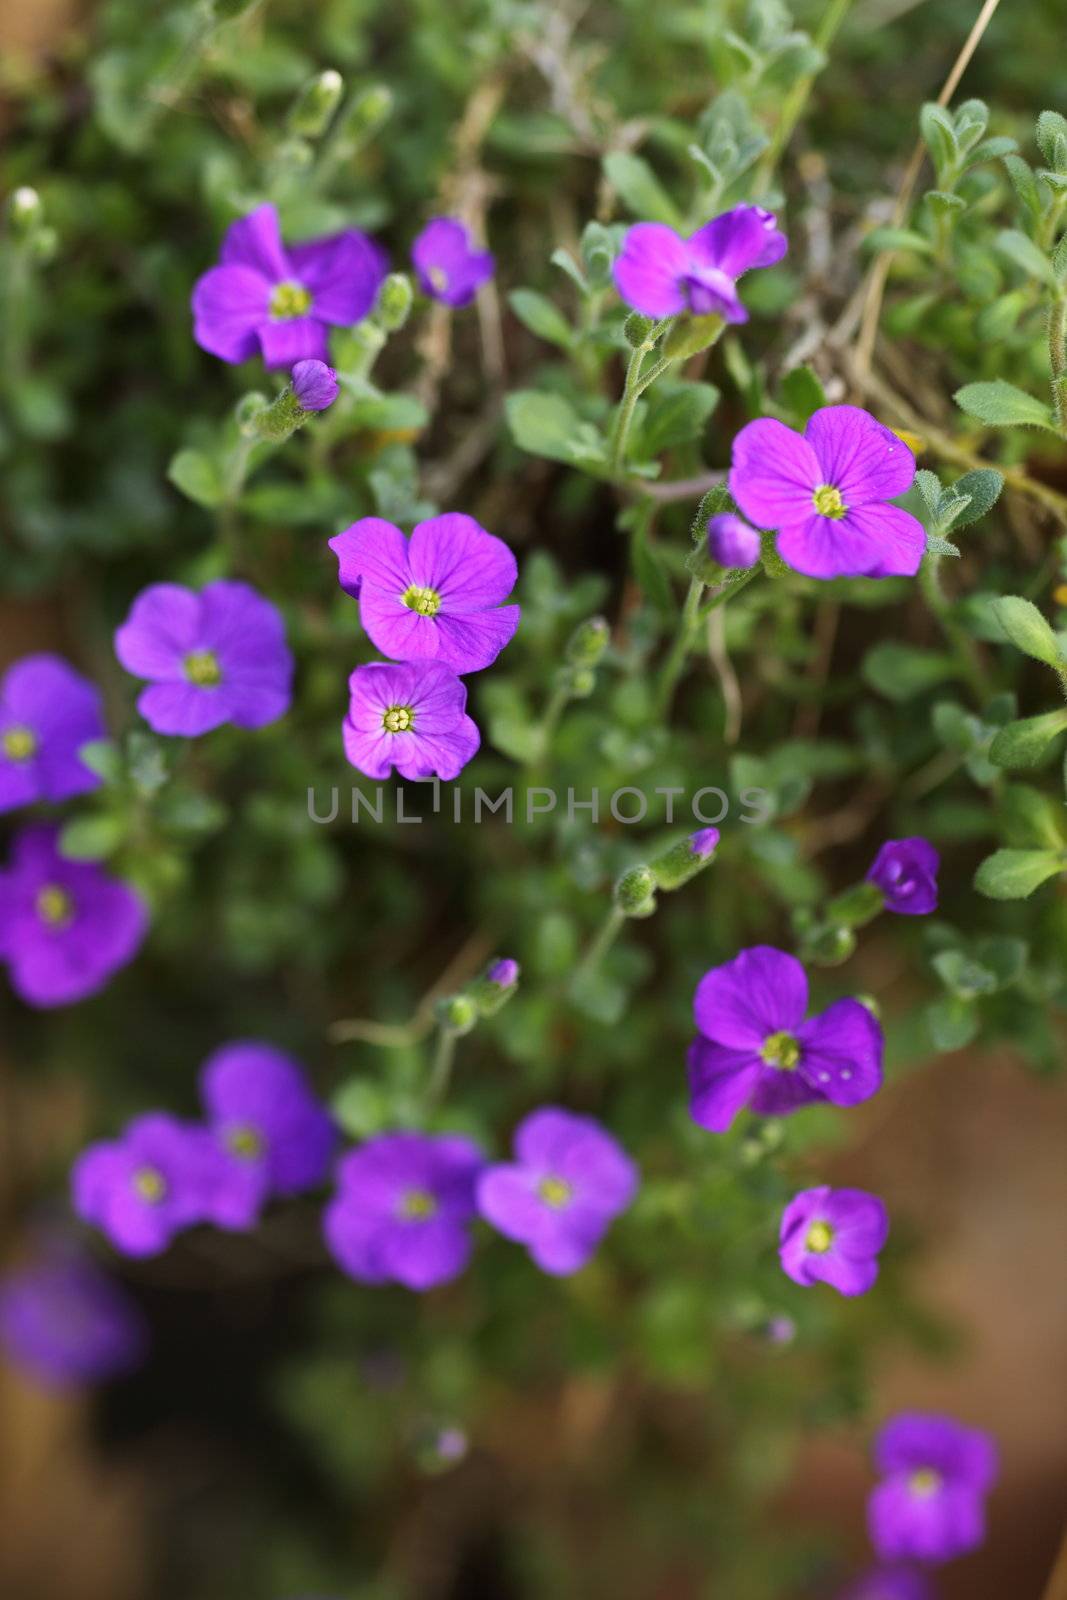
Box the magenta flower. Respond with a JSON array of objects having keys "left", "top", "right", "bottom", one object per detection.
[
  {"left": 477, "top": 1108, "right": 638, "bottom": 1276},
  {"left": 412, "top": 218, "right": 494, "bottom": 307},
  {"left": 613, "top": 204, "right": 786, "bottom": 322},
  {"left": 0, "top": 825, "right": 147, "bottom": 1008},
  {"left": 487, "top": 957, "right": 519, "bottom": 987},
  {"left": 729, "top": 405, "right": 924, "bottom": 580},
  {"left": 323, "top": 1132, "right": 486, "bottom": 1290},
  {"left": 838, "top": 1568, "right": 936, "bottom": 1600},
  {"left": 344, "top": 660, "right": 480, "bottom": 781},
  {"left": 72, "top": 1113, "right": 228, "bottom": 1258},
  {"left": 115, "top": 579, "right": 293, "bottom": 737},
  {"left": 0, "top": 1243, "right": 146, "bottom": 1387},
  {"left": 199, "top": 1041, "right": 337, "bottom": 1230},
  {"left": 869, "top": 1413, "right": 998, "bottom": 1565},
  {"left": 329, "top": 513, "right": 519, "bottom": 674},
  {"left": 867, "top": 838, "right": 940, "bottom": 915},
  {"left": 0, "top": 654, "right": 106, "bottom": 813},
  {"left": 707, "top": 513, "right": 761, "bottom": 570},
  {"left": 778, "top": 1185, "right": 889, "bottom": 1297},
  {"left": 291, "top": 358, "right": 339, "bottom": 411},
  {"left": 687, "top": 945, "right": 883, "bottom": 1132},
  {"left": 191, "top": 203, "right": 387, "bottom": 368}
]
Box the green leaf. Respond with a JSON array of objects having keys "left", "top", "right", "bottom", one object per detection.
[
  {"left": 631, "top": 525, "right": 673, "bottom": 610},
  {"left": 508, "top": 289, "right": 573, "bottom": 349},
  {"left": 603, "top": 151, "right": 682, "bottom": 227},
  {"left": 862, "top": 643, "right": 958, "bottom": 700},
  {"left": 77, "top": 739, "right": 123, "bottom": 783},
  {"left": 549, "top": 247, "right": 588, "bottom": 294},
  {"left": 778, "top": 365, "right": 826, "bottom": 425},
  {"left": 974, "top": 848, "right": 1064, "bottom": 899},
  {"left": 920, "top": 102, "right": 959, "bottom": 177},
  {"left": 954, "top": 380, "right": 1056, "bottom": 430},
  {"left": 988, "top": 709, "right": 1067, "bottom": 768},
  {"left": 662, "top": 314, "right": 725, "bottom": 361},
  {"left": 932, "top": 948, "right": 998, "bottom": 998},
  {"left": 863, "top": 226, "right": 934, "bottom": 256},
  {"left": 991, "top": 595, "right": 1064, "bottom": 668},
  {"left": 505, "top": 390, "right": 605, "bottom": 467},
  {"left": 946, "top": 468, "right": 1003, "bottom": 528},
  {"left": 924, "top": 189, "right": 966, "bottom": 217},
  {"left": 58, "top": 814, "right": 125, "bottom": 862},
  {"left": 926, "top": 994, "right": 978, "bottom": 1052},
  {"left": 999, "top": 783, "right": 1066, "bottom": 849},
  {"left": 350, "top": 393, "right": 428, "bottom": 431},
  {"left": 995, "top": 228, "right": 1055, "bottom": 285},
  {"left": 1002, "top": 153, "right": 1042, "bottom": 213},
  {"left": 167, "top": 448, "right": 225, "bottom": 508},
  {"left": 638, "top": 383, "right": 719, "bottom": 455},
  {"left": 1036, "top": 110, "right": 1067, "bottom": 170}
]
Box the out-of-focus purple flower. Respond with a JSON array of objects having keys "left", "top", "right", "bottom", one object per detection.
[
  {"left": 867, "top": 838, "right": 940, "bottom": 916},
  {"left": 291, "top": 358, "right": 339, "bottom": 411},
  {"left": 434, "top": 1425, "right": 469, "bottom": 1463},
  {"left": 765, "top": 1314, "right": 796, "bottom": 1346},
  {"left": 115, "top": 580, "right": 293, "bottom": 737},
  {"left": 869, "top": 1413, "right": 998, "bottom": 1565},
  {"left": 72, "top": 1114, "right": 229, "bottom": 1258},
  {"left": 613, "top": 204, "right": 786, "bottom": 322},
  {"left": 477, "top": 1108, "right": 638, "bottom": 1276},
  {"left": 0, "top": 655, "right": 106, "bottom": 813},
  {"left": 837, "top": 1566, "right": 937, "bottom": 1600},
  {"left": 690, "top": 827, "right": 720, "bottom": 859},
  {"left": 0, "top": 1245, "right": 146, "bottom": 1387},
  {"left": 191, "top": 202, "right": 387, "bottom": 368},
  {"left": 687, "top": 945, "right": 883, "bottom": 1133},
  {"left": 344, "top": 660, "right": 480, "bottom": 782},
  {"left": 0, "top": 825, "right": 147, "bottom": 1009},
  {"left": 779, "top": 1185, "right": 889, "bottom": 1297},
  {"left": 729, "top": 405, "right": 923, "bottom": 580},
  {"left": 199, "top": 1041, "right": 338, "bottom": 1230},
  {"left": 323, "top": 1132, "right": 485, "bottom": 1291},
  {"left": 412, "top": 218, "right": 494, "bottom": 307},
  {"left": 488, "top": 958, "right": 519, "bottom": 987},
  {"left": 329, "top": 513, "right": 519, "bottom": 674},
  {"left": 707, "top": 513, "right": 762, "bottom": 571}
]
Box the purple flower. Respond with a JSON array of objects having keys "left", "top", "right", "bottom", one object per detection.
[
  {"left": 0, "top": 1244, "right": 146, "bottom": 1387},
  {"left": 329, "top": 513, "right": 520, "bottom": 674},
  {"left": 477, "top": 1108, "right": 638, "bottom": 1276},
  {"left": 115, "top": 580, "right": 293, "bottom": 737},
  {"left": 707, "top": 512, "right": 761, "bottom": 570},
  {"left": 838, "top": 1568, "right": 936, "bottom": 1600},
  {"left": 412, "top": 218, "right": 494, "bottom": 307},
  {"left": 687, "top": 945, "right": 883, "bottom": 1133},
  {"left": 690, "top": 827, "right": 720, "bottom": 858},
  {"left": 487, "top": 957, "right": 519, "bottom": 987},
  {"left": 191, "top": 202, "right": 387, "bottom": 369},
  {"left": 869, "top": 1413, "right": 998, "bottom": 1565},
  {"left": 778, "top": 1185, "right": 889, "bottom": 1297},
  {"left": 198, "top": 1041, "right": 338, "bottom": 1229},
  {"left": 0, "top": 654, "right": 106, "bottom": 813},
  {"left": 323, "top": 1132, "right": 485, "bottom": 1290},
  {"left": 72, "top": 1113, "right": 228, "bottom": 1258},
  {"left": 0, "top": 825, "right": 147, "bottom": 1008},
  {"left": 729, "top": 405, "right": 924, "bottom": 580},
  {"left": 867, "top": 838, "right": 940, "bottom": 916},
  {"left": 344, "top": 661, "right": 480, "bottom": 782},
  {"left": 291, "top": 358, "right": 339, "bottom": 411},
  {"left": 613, "top": 204, "right": 787, "bottom": 322}
]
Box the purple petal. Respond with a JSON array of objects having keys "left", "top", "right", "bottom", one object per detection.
[
  {"left": 135, "top": 682, "right": 233, "bottom": 737},
  {"left": 796, "top": 998, "right": 884, "bottom": 1106},
  {"left": 693, "top": 945, "right": 808, "bottom": 1047},
  {"left": 328, "top": 517, "right": 411, "bottom": 599},
  {"left": 527, "top": 1211, "right": 609, "bottom": 1276},
  {"left": 869, "top": 1479, "right": 986, "bottom": 1565},
  {"left": 288, "top": 229, "right": 388, "bottom": 325},
  {"left": 707, "top": 513, "right": 762, "bottom": 570},
  {"left": 408, "top": 514, "right": 518, "bottom": 608},
  {"left": 380, "top": 1217, "right": 473, "bottom": 1290},
  {"left": 868, "top": 838, "right": 940, "bottom": 915},
  {"left": 191, "top": 265, "right": 271, "bottom": 364},
  {"left": 219, "top": 203, "right": 291, "bottom": 281},
  {"left": 430, "top": 608, "right": 521, "bottom": 673},
  {"left": 258, "top": 315, "right": 330, "bottom": 370},
  {"left": 322, "top": 1198, "right": 391, "bottom": 1284},
  {"left": 687, "top": 1037, "right": 762, "bottom": 1132},
  {"left": 612, "top": 223, "right": 690, "bottom": 317},
  {"left": 804, "top": 406, "right": 916, "bottom": 505},
  {"left": 875, "top": 1414, "right": 999, "bottom": 1490},
  {"left": 776, "top": 501, "right": 925, "bottom": 580},
  {"left": 687, "top": 206, "right": 778, "bottom": 277},
  {"left": 389, "top": 715, "right": 480, "bottom": 781},
  {"left": 291, "top": 359, "right": 339, "bottom": 411},
  {"left": 358, "top": 585, "right": 438, "bottom": 663},
  {"left": 411, "top": 219, "right": 493, "bottom": 307},
  {"left": 748, "top": 1064, "right": 823, "bottom": 1118},
  {"left": 729, "top": 418, "right": 821, "bottom": 529},
  {"left": 114, "top": 584, "right": 202, "bottom": 680}
]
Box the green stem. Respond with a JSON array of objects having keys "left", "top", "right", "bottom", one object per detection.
[
  {"left": 1049, "top": 294, "right": 1067, "bottom": 437},
  {"left": 919, "top": 553, "right": 990, "bottom": 703},
  {"left": 573, "top": 906, "right": 626, "bottom": 987},
  {"left": 427, "top": 1025, "right": 458, "bottom": 1105},
  {"left": 752, "top": 0, "right": 856, "bottom": 193},
  {"left": 656, "top": 566, "right": 761, "bottom": 716},
  {"left": 609, "top": 319, "right": 672, "bottom": 475}
]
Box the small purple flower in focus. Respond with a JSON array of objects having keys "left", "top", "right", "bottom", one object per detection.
[
  {"left": 707, "top": 513, "right": 762, "bottom": 571},
  {"left": 329, "top": 513, "right": 520, "bottom": 674},
  {"left": 192, "top": 202, "right": 387, "bottom": 369},
  {"left": 291, "top": 358, "right": 339, "bottom": 412},
  {"left": 477, "top": 1108, "right": 638, "bottom": 1277},
  {"left": 115, "top": 579, "right": 293, "bottom": 737},
  {"left": 412, "top": 218, "right": 494, "bottom": 307},
  {"left": 323, "top": 1132, "right": 485, "bottom": 1291},
  {"left": 0, "top": 825, "right": 148, "bottom": 1008},
  {"left": 0, "top": 1245, "right": 146, "bottom": 1387},
  {"left": 868, "top": 1413, "right": 998, "bottom": 1564},
  {"left": 837, "top": 1567, "right": 937, "bottom": 1600},
  {"left": 867, "top": 838, "right": 940, "bottom": 916},
  {"left": 488, "top": 958, "right": 519, "bottom": 987},
  {"left": 72, "top": 1113, "right": 228, "bottom": 1258},
  {"left": 199, "top": 1041, "right": 338, "bottom": 1230},
  {"left": 689, "top": 827, "right": 720, "bottom": 859},
  {"left": 0, "top": 655, "right": 106, "bottom": 813},
  {"left": 687, "top": 945, "right": 883, "bottom": 1133},
  {"left": 344, "top": 661, "right": 480, "bottom": 782},
  {"left": 729, "top": 405, "right": 924, "bottom": 580},
  {"left": 778, "top": 1185, "right": 889, "bottom": 1297},
  {"left": 613, "top": 204, "right": 787, "bottom": 322}
]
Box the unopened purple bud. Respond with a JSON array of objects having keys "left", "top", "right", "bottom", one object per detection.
[
  {"left": 707, "top": 513, "right": 761, "bottom": 570},
  {"left": 488, "top": 958, "right": 519, "bottom": 987},
  {"left": 291, "top": 359, "right": 339, "bottom": 412},
  {"left": 689, "top": 827, "right": 720, "bottom": 859}
]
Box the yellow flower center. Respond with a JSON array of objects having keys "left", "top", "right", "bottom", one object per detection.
[
  {"left": 382, "top": 705, "right": 414, "bottom": 733},
  {"left": 908, "top": 1467, "right": 943, "bottom": 1498},
  {"left": 538, "top": 1175, "right": 573, "bottom": 1210},
  {"left": 812, "top": 484, "right": 847, "bottom": 519},
  {"left": 402, "top": 584, "right": 442, "bottom": 617},
  {"left": 2, "top": 725, "right": 37, "bottom": 762},
  {"left": 805, "top": 1220, "right": 834, "bottom": 1254},
  {"left": 428, "top": 266, "right": 449, "bottom": 292},
  {"left": 132, "top": 1166, "right": 167, "bottom": 1203},
  {"left": 269, "top": 281, "right": 312, "bottom": 320},
  {"left": 184, "top": 650, "right": 222, "bottom": 686},
  {"left": 226, "top": 1125, "right": 265, "bottom": 1161},
  {"left": 761, "top": 1030, "right": 800, "bottom": 1071},
  {"left": 400, "top": 1188, "right": 437, "bottom": 1220},
  {"left": 36, "top": 884, "right": 74, "bottom": 927}
]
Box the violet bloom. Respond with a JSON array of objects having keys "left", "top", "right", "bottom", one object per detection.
[
  {"left": 613, "top": 204, "right": 786, "bottom": 322},
  {"left": 324, "top": 1132, "right": 485, "bottom": 1291},
  {"left": 199, "top": 1041, "right": 337, "bottom": 1229},
  {"left": 192, "top": 202, "right": 387, "bottom": 368},
  {"left": 72, "top": 1113, "right": 228, "bottom": 1258},
  {"left": 344, "top": 661, "right": 480, "bottom": 782},
  {"left": 0, "top": 1247, "right": 146, "bottom": 1387},
  {"left": 412, "top": 218, "right": 494, "bottom": 307},
  {"left": 690, "top": 827, "right": 720, "bottom": 858},
  {"left": 707, "top": 513, "right": 761, "bottom": 571},
  {"left": 869, "top": 1413, "right": 998, "bottom": 1564},
  {"left": 0, "top": 654, "right": 106, "bottom": 813},
  {"left": 838, "top": 1568, "right": 936, "bottom": 1600},
  {"left": 329, "top": 513, "right": 520, "bottom": 674},
  {"left": 0, "top": 825, "right": 147, "bottom": 1008},
  {"left": 729, "top": 405, "right": 924, "bottom": 580},
  {"left": 115, "top": 579, "right": 293, "bottom": 737},
  {"left": 477, "top": 1108, "right": 638, "bottom": 1276},
  {"left": 867, "top": 838, "right": 940, "bottom": 915},
  {"left": 291, "top": 358, "right": 339, "bottom": 412},
  {"left": 687, "top": 945, "right": 883, "bottom": 1133},
  {"left": 778, "top": 1185, "right": 889, "bottom": 1297},
  {"left": 487, "top": 958, "right": 519, "bottom": 987}
]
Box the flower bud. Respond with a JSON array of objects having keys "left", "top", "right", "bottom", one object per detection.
[
  {"left": 806, "top": 924, "right": 856, "bottom": 967},
  {"left": 291, "top": 359, "right": 339, "bottom": 413},
  {"left": 437, "top": 993, "right": 478, "bottom": 1034},
  {"left": 235, "top": 391, "right": 269, "bottom": 436},
  {"left": 614, "top": 864, "right": 657, "bottom": 918},
  {"left": 288, "top": 69, "right": 344, "bottom": 138},
  {"left": 567, "top": 667, "right": 596, "bottom": 699},
  {"left": 565, "top": 616, "right": 610, "bottom": 667},
  {"left": 473, "top": 957, "right": 520, "bottom": 1016},
  {"left": 623, "top": 311, "right": 655, "bottom": 348},
  {"left": 374, "top": 272, "right": 414, "bottom": 332},
  {"left": 341, "top": 84, "right": 393, "bottom": 142},
  {"left": 651, "top": 827, "right": 719, "bottom": 890},
  {"left": 663, "top": 313, "right": 724, "bottom": 361},
  {"left": 826, "top": 879, "right": 883, "bottom": 929},
  {"left": 707, "top": 514, "right": 761, "bottom": 571},
  {"left": 7, "top": 186, "right": 42, "bottom": 237}
]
